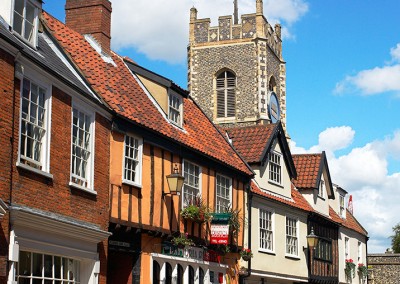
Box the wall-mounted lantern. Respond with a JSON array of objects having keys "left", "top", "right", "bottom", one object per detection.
[
  {"left": 165, "top": 164, "right": 184, "bottom": 196},
  {"left": 306, "top": 227, "right": 319, "bottom": 249}
]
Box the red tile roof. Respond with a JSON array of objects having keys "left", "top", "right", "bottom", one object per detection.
[
  {"left": 42, "top": 13, "right": 252, "bottom": 176},
  {"left": 226, "top": 124, "right": 276, "bottom": 163},
  {"left": 329, "top": 207, "right": 368, "bottom": 236},
  {"left": 292, "top": 154, "right": 322, "bottom": 189},
  {"left": 250, "top": 181, "right": 313, "bottom": 212}
]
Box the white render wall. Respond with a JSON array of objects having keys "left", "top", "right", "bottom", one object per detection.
[
  {"left": 247, "top": 197, "right": 309, "bottom": 281},
  {"left": 338, "top": 228, "right": 368, "bottom": 284}
]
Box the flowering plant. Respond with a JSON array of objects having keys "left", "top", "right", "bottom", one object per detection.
[
  {"left": 345, "top": 259, "right": 356, "bottom": 279},
  {"left": 171, "top": 232, "right": 194, "bottom": 248},
  {"left": 180, "top": 196, "right": 212, "bottom": 223},
  {"left": 358, "top": 263, "right": 368, "bottom": 279},
  {"left": 240, "top": 248, "right": 253, "bottom": 261}
]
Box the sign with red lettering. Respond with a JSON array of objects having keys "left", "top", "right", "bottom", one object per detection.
[{"left": 210, "top": 224, "right": 229, "bottom": 245}]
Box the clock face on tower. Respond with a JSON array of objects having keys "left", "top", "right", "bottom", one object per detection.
[{"left": 268, "top": 92, "right": 280, "bottom": 123}]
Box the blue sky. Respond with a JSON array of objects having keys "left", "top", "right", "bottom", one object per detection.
[{"left": 44, "top": 0, "right": 400, "bottom": 253}]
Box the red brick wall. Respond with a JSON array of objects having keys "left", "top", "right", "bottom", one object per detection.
[
  {"left": 11, "top": 85, "right": 111, "bottom": 229},
  {"left": 0, "top": 48, "right": 15, "bottom": 284},
  {"left": 65, "top": 0, "right": 112, "bottom": 54}
]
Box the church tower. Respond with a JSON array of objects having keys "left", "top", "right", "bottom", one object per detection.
[{"left": 188, "top": 0, "right": 287, "bottom": 131}]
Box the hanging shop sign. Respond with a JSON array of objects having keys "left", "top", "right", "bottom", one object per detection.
[{"left": 210, "top": 224, "right": 229, "bottom": 245}]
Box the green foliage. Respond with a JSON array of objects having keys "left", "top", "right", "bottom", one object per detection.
[
  {"left": 172, "top": 233, "right": 194, "bottom": 247},
  {"left": 358, "top": 263, "right": 368, "bottom": 279},
  {"left": 391, "top": 223, "right": 400, "bottom": 253},
  {"left": 180, "top": 196, "right": 212, "bottom": 223},
  {"left": 345, "top": 259, "right": 356, "bottom": 280},
  {"left": 221, "top": 207, "right": 242, "bottom": 234}
]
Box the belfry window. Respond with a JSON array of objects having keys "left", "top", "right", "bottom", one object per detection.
[{"left": 216, "top": 71, "right": 236, "bottom": 118}]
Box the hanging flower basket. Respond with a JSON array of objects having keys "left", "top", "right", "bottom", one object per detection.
[
  {"left": 240, "top": 248, "right": 253, "bottom": 261},
  {"left": 358, "top": 263, "right": 368, "bottom": 279},
  {"left": 345, "top": 259, "right": 356, "bottom": 280}
]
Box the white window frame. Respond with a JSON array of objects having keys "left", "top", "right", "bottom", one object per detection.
[
  {"left": 216, "top": 70, "right": 236, "bottom": 119},
  {"left": 17, "top": 76, "right": 52, "bottom": 177},
  {"left": 285, "top": 216, "right": 299, "bottom": 257},
  {"left": 182, "top": 160, "right": 201, "bottom": 208},
  {"left": 318, "top": 179, "right": 325, "bottom": 199},
  {"left": 215, "top": 174, "right": 232, "bottom": 213},
  {"left": 69, "top": 102, "right": 95, "bottom": 193},
  {"left": 17, "top": 251, "right": 81, "bottom": 283},
  {"left": 259, "top": 208, "right": 274, "bottom": 253},
  {"left": 122, "top": 134, "right": 143, "bottom": 187},
  {"left": 358, "top": 241, "right": 362, "bottom": 262},
  {"left": 344, "top": 237, "right": 350, "bottom": 260},
  {"left": 12, "top": 0, "right": 40, "bottom": 46},
  {"left": 168, "top": 92, "right": 183, "bottom": 127},
  {"left": 268, "top": 151, "right": 282, "bottom": 185},
  {"left": 339, "top": 194, "right": 345, "bottom": 217}
]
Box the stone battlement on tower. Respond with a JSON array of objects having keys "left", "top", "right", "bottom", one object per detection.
[{"left": 189, "top": 6, "right": 282, "bottom": 60}]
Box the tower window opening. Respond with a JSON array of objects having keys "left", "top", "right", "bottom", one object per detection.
[{"left": 216, "top": 71, "right": 236, "bottom": 118}]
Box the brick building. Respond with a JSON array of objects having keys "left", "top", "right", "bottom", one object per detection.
[{"left": 0, "top": 0, "right": 111, "bottom": 283}]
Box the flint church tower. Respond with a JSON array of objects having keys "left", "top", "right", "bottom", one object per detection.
[{"left": 188, "top": 0, "right": 287, "bottom": 132}]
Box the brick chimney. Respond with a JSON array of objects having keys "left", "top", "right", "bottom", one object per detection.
[{"left": 65, "top": 0, "right": 112, "bottom": 54}]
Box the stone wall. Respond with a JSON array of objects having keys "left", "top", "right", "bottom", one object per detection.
[{"left": 367, "top": 253, "right": 400, "bottom": 284}]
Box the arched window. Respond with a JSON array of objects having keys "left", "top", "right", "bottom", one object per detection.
[
  {"left": 199, "top": 267, "right": 205, "bottom": 284},
  {"left": 268, "top": 76, "right": 277, "bottom": 92},
  {"left": 152, "top": 260, "right": 160, "bottom": 284},
  {"left": 216, "top": 70, "right": 236, "bottom": 118},
  {"left": 189, "top": 266, "right": 195, "bottom": 284},
  {"left": 177, "top": 264, "right": 184, "bottom": 284},
  {"left": 165, "top": 263, "right": 172, "bottom": 284}
]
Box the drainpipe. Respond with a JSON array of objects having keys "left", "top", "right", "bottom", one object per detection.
[{"left": 240, "top": 183, "right": 252, "bottom": 283}]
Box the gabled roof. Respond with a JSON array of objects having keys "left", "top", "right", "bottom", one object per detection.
[
  {"left": 226, "top": 122, "right": 296, "bottom": 178},
  {"left": 250, "top": 181, "right": 313, "bottom": 212},
  {"left": 292, "top": 152, "right": 334, "bottom": 198},
  {"left": 329, "top": 207, "right": 368, "bottom": 236},
  {"left": 42, "top": 12, "right": 253, "bottom": 176}
]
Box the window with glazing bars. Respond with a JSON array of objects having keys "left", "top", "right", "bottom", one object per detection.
[
  {"left": 183, "top": 161, "right": 200, "bottom": 206},
  {"left": 286, "top": 217, "right": 298, "bottom": 256},
  {"left": 340, "top": 194, "right": 345, "bottom": 217},
  {"left": 124, "top": 135, "right": 141, "bottom": 184},
  {"left": 13, "top": 0, "right": 38, "bottom": 44},
  {"left": 216, "top": 174, "right": 231, "bottom": 213},
  {"left": 71, "top": 108, "right": 92, "bottom": 188},
  {"left": 268, "top": 151, "right": 281, "bottom": 184},
  {"left": 216, "top": 71, "right": 236, "bottom": 118},
  {"left": 17, "top": 251, "right": 80, "bottom": 283},
  {"left": 315, "top": 239, "right": 332, "bottom": 262},
  {"left": 20, "top": 78, "right": 46, "bottom": 170},
  {"left": 169, "top": 94, "right": 181, "bottom": 125},
  {"left": 259, "top": 209, "right": 273, "bottom": 251}
]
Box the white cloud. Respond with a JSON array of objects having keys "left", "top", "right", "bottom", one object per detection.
[
  {"left": 110, "top": 0, "right": 309, "bottom": 63},
  {"left": 335, "top": 43, "right": 400, "bottom": 95},
  {"left": 291, "top": 127, "right": 400, "bottom": 253}
]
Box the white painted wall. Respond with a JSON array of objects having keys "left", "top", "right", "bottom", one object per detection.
[
  {"left": 0, "top": 0, "right": 12, "bottom": 25},
  {"left": 338, "top": 228, "right": 368, "bottom": 284},
  {"left": 253, "top": 142, "right": 292, "bottom": 199},
  {"left": 301, "top": 170, "right": 330, "bottom": 217}
]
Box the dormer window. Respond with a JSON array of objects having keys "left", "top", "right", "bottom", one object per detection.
[
  {"left": 318, "top": 180, "right": 325, "bottom": 199},
  {"left": 13, "top": 0, "right": 39, "bottom": 46},
  {"left": 268, "top": 151, "right": 282, "bottom": 185},
  {"left": 168, "top": 93, "right": 182, "bottom": 126},
  {"left": 339, "top": 194, "right": 345, "bottom": 217}
]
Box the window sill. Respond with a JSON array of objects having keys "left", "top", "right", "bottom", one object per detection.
[
  {"left": 285, "top": 254, "right": 300, "bottom": 260},
  {"left": 268, "top": 180, "right": 284, "bottom": 188},
  {"left": 122, "top": 179, "right": 142, "bottom": 189},
  {"left": 258, "top": 249, "right": 275, "bottom": 255},
  {"left": 16, "top": 162, "right": 53, "bottom": 180},
  {"left": 69, "top": 182, "right": 97, "bottom": 196}
]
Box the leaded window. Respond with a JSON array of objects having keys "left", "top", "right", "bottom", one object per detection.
[
  {"left": 286, "top": 217, "right": 298, "bottom": 256},
  {"left": 259, "top": 209, "right": 273, "bottom": 251},
  {"left": 216, "top": 174, "right": 231, "bottom": 213},
  {"left": 216, "top": 71, "right": 236, "bottom": 118},
  {"left": 315, "top": 239, "right": 332, "bottom": 262}
]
